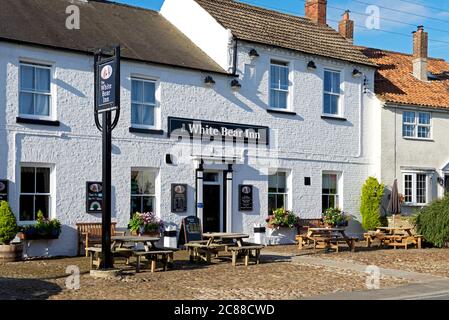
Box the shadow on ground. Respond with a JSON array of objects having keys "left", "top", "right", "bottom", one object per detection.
[{"left": 0, "top": 277, "right": 62, "bottom": 300}]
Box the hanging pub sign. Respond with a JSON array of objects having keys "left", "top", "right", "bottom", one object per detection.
[
  {"left": 0, "top": 180, "right": 8, "bottom": 202},
  {"left": 86, "top": 182, "right": 103, "bottom": 213},
  {"left": 95, "top": 58, "right": 117, "bottom": 113},
  {"left": 171, "top": 184, "right": 187, "bottom": 213},
  {"left": 239, "top": 184, "right": 253, "bottom": 211},
  {"left": 178, "top": 216, "right": 202, "bottom": 246},
  {"left": 168, "top": 117, "right": 269, "bottom": 145}
]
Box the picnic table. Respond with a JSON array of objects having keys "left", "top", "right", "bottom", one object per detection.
[
  {"left": 202, "top": 232, "right": 249, "bottom": 247},
  {"left": 364, "top": 227, "right": 422, "bottom": 249},
  {"left": 112, "top": 235, "right": 160, "bottom": 252},
  {"left": 297, "top": 227, "right": 357, "bottom": 252}
]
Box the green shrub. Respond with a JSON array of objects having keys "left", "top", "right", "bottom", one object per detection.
[
  {"left": 0, "top": 201, "right": 19, "bottom": 244},
  {"left": 414, "top": 194, "right": 449, "bottom": 247},
  {"left": 360, "top": 177, "right": 386, "bottom": 231}
]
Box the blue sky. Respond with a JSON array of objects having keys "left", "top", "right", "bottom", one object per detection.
[{"left": 116, "top": 0, "right": 449, "bottom": 61}]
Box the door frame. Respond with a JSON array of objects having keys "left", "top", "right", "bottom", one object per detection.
[{"left": 202, "top": 171, "right": 224, "bottom": 232}]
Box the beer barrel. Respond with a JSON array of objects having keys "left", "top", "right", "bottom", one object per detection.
[{"left": 0, "top": 244, "right": 23, "bottom": 262}]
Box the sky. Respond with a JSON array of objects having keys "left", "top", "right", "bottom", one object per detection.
[{"left": 116, "top": 0, "right": 449, "bottom": 61}]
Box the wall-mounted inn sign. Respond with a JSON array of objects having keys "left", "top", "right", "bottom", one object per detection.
[
  {"left": 168, "top": 117, "right": 269, "bottom": 145},
  {"left": 0, "top": 180, "right": 8, "bottom": 202}
]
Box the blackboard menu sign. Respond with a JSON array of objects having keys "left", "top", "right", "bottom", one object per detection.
[
  {"left": 178, "top": 216, "right": 202, "bottom": 246},
  {"left": 0, "top": 180, "right": 8, "bottom": 202},
  {"left": 171, "top": 184, "right": 187, "bottom": 213},
  {"left": 239, "top": 185, "right": 253, "bottom": 211},
  {"left": 86, "top": 182, "right": 103, "bottom": 213}
]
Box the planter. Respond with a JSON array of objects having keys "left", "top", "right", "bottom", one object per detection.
[
  {"left": 18, "top": 233, "right": 60, "bottom": 240},
  {"left": 266, "top": 227, "right": 297, "bottom": 245},
  {"left": 0, "top": 243, "right": 23, "bottom": 262},
  {"left": 131, "top": 230, "right": 161, "bottom": 237}
]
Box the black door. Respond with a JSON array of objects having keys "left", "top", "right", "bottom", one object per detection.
[
  {"left": 445, "top": 175, "right": 449, "bottom": 194},
  {"left": 203, "top": 185, "right": 221, "bottom": 233}
]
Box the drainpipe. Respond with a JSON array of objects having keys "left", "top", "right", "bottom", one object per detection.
[{"left": 232, "top": 38, "right": 238, "bottom": 76}]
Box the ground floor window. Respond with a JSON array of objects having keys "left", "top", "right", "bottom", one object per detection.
[
  {"left": 19, "top": 166, "right": 51, "bottom": 221},
  {"left": 322, "top": 173, "right": 340, "bottom": 212},
  {"left": 268, "top": 171, "right": 289, "bottom": 214},
  {"left": 131, "top": 169, "right": 156, "bottom": 216},
  {"left": 403, "top": 172, "right": 428, "bottom": 205}
]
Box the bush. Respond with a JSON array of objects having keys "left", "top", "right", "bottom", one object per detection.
[
  {"left": 360, "top": 177, "right": 386, "bottom": 231},
  {"left": 0, "top": 201, "right": 19, "bottom": 244},
  {"left": 414, "top": 194, "right": 449, "bottom": 247}
]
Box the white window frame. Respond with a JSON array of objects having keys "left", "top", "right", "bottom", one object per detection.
[
  {"left": 19, "top": 164, "right": 55, "bottom": 223},
  {"left": 402, "top": 172, "right": 430, "bottom": 205},
  {"left": 18, "top": 61, "right": 55, "bottom": 121},
  {"left": 130, "top": 77, "right": 160, "bottom": 130},
  {"left": 268, "top": 60, "right": 290, "bottom": 111},
  {"left": 130, "top": 168, "right": 158, "bottom": 217},
  {"left": 402, "top": 111, "right": 432, "bottom": 140},
  {"left": 322, "top": 171, "right": 343, "bottom": 212},
  {"left": 323, "top": 69, "right": 343, "bottom": 117},
  {"left": 268, "top": 170, "right": 291, "bottom": 213}
]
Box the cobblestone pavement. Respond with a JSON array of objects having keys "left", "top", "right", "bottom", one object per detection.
[{"left": 0, "top": 248, "right": 410, "bottom": 300}]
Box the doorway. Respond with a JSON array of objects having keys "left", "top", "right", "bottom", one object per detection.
[{"left": 202, "top": 172, "right": 223, "bottom": 233}]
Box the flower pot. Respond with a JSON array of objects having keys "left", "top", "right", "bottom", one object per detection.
[
  {"left": 0, "top": 243, "right": 23, "bottom": 262},
  {"left": 267, "top": 227, "right": 297, "bottom": 245}
]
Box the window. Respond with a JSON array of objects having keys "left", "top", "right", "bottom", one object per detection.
[
  {"left": 403, "top": 173, "right": 428, "bottom": 205},
  {"left": 19, "top": 167, "right": 51, "bottom": 221},
  {"left": 323, "top": 70, "right": 341, "bottom": 115},
  {"left": 131, "top": 170, "right": 156, "bottom": 216},
  {"left": 268, "top": 171, "right": 289, "bottom": 214},
  {"left": 322, "top": 173, "right": 340, "bottom": 212},
  {"left": 131, "top": 78, "right": 156, "bottom": 128},
  {"left": 269, "top": 60, "right": 289, "bottom": 109},
  {"left": 19, "top": 63, "right": 52, "bottom": 118},
  {"left": 403, "top": 111, "right": 431, "bottom": 139}
]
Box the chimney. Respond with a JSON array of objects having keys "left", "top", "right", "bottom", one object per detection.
[
  {"left": 339, "top": 10, "right": 354, "bottom": 44},
  {"left": 305, "top": 0, "right": 327, "bottom": 25},
  {"left": 412, "top": 26, "right": 428, "bottom": 81}
]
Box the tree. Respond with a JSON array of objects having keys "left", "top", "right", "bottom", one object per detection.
[
  {"left": 360, "top": 177, "right": 386, "bottom": 231},
  {"left": 0, "top": 201, "right": 19, "bottom": 244}
]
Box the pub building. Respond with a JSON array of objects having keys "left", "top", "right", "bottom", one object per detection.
[{"left": 0, "top": 0, "right": 379, "bottom": 257}]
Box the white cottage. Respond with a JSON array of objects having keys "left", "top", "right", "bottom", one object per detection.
[{"left": 0, "top": 0, "right": 377, "bottom": 256}]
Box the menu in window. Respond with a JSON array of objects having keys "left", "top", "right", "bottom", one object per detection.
[
  {"left": 86, "top": 181, "right": 103, "bottom": 213},
  {"left": 0, "top": 180, "right": 8, "bottom": 202}
]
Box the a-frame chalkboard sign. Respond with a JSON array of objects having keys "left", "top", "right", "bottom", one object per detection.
[{"left": 178, "top": 216, "right": 202, "bottom": 246}]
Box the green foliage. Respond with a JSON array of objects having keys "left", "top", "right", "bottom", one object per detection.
[
  {"left": 0, "top": 201, "right": 19, "bottom": 244},
  {"left": 360, "top": 177, "right": 386, "bottom": 231},
  {"left": 21, "top": 210, "right": 62, "bottom": 237},
  {"left": 266, "top": 208, "right": 299, "bottom": 229},
  {"left": 414, "top": 194, "right": 449, "bottom": 247},
  {"left": 323, "top": 207, "right": 349, "bottom": 227}
]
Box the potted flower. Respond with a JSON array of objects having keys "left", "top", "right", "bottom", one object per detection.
[
  {"left": 0, "top": 201, "right": 22, "bottom": 262},
  {"left": 265, "top": 208, "right": 300, "bottom": 244},
  {"left": 323, "top": 207, "right": 349, "bottom": 228},
  {"left": 129, "top": 212, "right": 164, "bottom": 237},
  {"left": 19, "top": 211, "right": 62, "bottom": 240}
]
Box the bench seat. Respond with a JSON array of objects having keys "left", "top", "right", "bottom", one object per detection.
[
  {"left": 133, "top": 250, "right": 175, "bottom": 273},
  {"left": 228, "top": 245, "right": 264, "bottom": 266}
]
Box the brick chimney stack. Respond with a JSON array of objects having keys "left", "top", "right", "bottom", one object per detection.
[
  {"left": 412, "top": 26, "right": 428, "bottom": 81},
  {"left": 338, "top": 10, "right": 354, "bottom": 44},
  {"left": 305, "top": 0, "right": 327, "bottom": 25}
]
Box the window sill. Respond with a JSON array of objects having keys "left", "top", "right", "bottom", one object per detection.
[
  {"left": 16, "top": 117, "right": 60, "bottom": 127},
  {"left": 403, "top": 137, "right": 434, "bottom": 142},
  {"left": 267, "top": 109, "right": 297, "bottom": 116},
  {"left": 321, "top": 115, "right": 347, "bottom": 121},
  {"left": 129, "top": 127, "right": 164, "bottom": 135}
]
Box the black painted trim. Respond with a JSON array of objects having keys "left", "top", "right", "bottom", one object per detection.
[
  {"left": 321, "top": 115, "right": 347, "bottom": 122},
  {"left": 16, "top": 117, "right": 60, "bottom": 127},
  {"left": 129, "top": 127, "right": 164, "bottom": 135},
  {"left": 267, "top": 109, "right": 297, "bottom": 116}
]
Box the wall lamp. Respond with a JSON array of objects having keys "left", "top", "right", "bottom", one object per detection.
[
  {"left": 249, "top": 49, "right": 260, "bottom": 58},
  {"left": 307, "top": 61, "right": 317, "bottom": 70},
  {"left": 230, "top": 79, "right": 241, "bottom": 90},
  {"left": 352, "top": 69, "right": 363, "bottom": 77},
  {"left": 204, "top": 75, "right": 216, "bottom": 86}
]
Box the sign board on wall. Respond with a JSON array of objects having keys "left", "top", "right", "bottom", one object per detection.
[
  {"left": 239, "top": 184, "right": 253, "bottom": 211},
  {"left": 171, "top": 184, "right": 187, "bottom": 213},
  {"left": 0, "top": 180, "right": 8, "bottom": 202},
  {"left": 86, "top": 182, "right": 103, "bottom": 213},
  {"left": 168, "top": 117, "right": 269, "bottom": 145},
  {"left": 96, "top": 59, "right": 117, "bottom": 112}
]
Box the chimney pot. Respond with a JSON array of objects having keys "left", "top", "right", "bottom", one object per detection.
[
  {"left": 339, "top": 10, "right": 354, "bottom": 44},
  {"left": 305, "top": 0, "right": 327, "bottom": 25},
  {"left": 412, "top": 26, "right": 428, "bottom": 81}
]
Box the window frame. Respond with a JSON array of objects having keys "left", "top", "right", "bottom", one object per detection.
[
  {"left": 268, "top": 60, "right": 291, "bottom": 111},
  {"left": 402, "top": 111, "right": 432, "bottom": 140},
  {"left": 322, "top": 172, "right": 342, "bottom": 212},
  {"left": 323, "top": 69, "right": 343, "bottom": 117},
  {"left": 130, "top": 77, "right": 160, "bottom": 130},
  {"left": 130, "top": 168, "right": 158, "bottom": 217},
  {"left": 268, "top": 171, "right": 291, "bottom": 214},
  {"left": 19, "top": 165, "right": 53, "bottom": 223},
  {"left": 402, "top": 172, "right": 430, "bottom": 205},
  {"left": 18, "top": 61, "right": 55, "bottom": 121}
]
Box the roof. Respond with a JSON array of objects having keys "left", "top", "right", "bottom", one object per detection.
[
  {"left": 361, "top": 47, "right": 449, "bottom": 110},
  {"left": 0, "top": 0, "right": 225, "bottom": 74},
  {"left": 194, "top": 0, "right": 376, "bottom": 67}
]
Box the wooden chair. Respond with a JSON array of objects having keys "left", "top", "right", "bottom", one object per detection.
[{"left": 77, "top": 222, "right": 126, "bottom": 256}]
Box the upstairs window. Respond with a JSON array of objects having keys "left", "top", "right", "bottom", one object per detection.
[
  {"left": 19, "top": 63, "right": 52, "bottom": 118},
  {"left": 323, "top": 70, "right": 341, "bottom": 115},
  {"left": 269, "top": 60, "right": 289, "bottom": 109},
  {"left": 403, "top": 111, "right": 431, "bottom": 139},
  {"left": 131, "top": 78, "right": 157, "bottom": 128}
]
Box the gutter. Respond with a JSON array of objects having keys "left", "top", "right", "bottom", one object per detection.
[{"left": 232, "top": 37, "right": 238, "bottom": 76}]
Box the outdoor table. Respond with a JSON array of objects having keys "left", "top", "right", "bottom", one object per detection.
[
  {"left": 299, "top": 227, "right": 356, "bottom": 252},
  {"left": 374, "top": 227, "right": 422, "bottom": 249},
  {"left": 376, "top": 227, "right": 413, "bottom": 235},
  {"left": 202, "top": 232, "right": 249, "bottom": 247},
  {"left": 112, "top": 236, "right": 160, "bottom": 252}
]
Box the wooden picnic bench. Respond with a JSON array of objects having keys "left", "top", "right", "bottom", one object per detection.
[
  {"left": 364, "top": 227, "right": 423, "bottom": 249},
  {"left": 184, "top": 242, "right": 226, "bottom": 263},
  {"left": 133, "top": 250, "right": 174, "bottom": 273},
  {"left": 297, "top": 228, "right": 357, "bottom": 252},
  {"left": 86, "top": 246, "right": 134, "bottom": 269},
  {"left": 228, "top": 244, "right": 264, "bottom": 266},
  {"left": 77, "top": 222, "right": 126, "bottom": 257}
]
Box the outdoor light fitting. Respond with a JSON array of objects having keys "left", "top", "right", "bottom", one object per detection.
[
  {"left": 249, "top": 49, "right": 259, "bottom": 58},
  {"left": 230, "top": 79, "right": 241, "bottom": 90},
  {"left": 352, "top": 69, "right": 363, "bottom": 77},
  {"left": 204, "top": 75, "right": 215, "bottom": 86},
  {"left": 307, "top": 61, "right": 317, "bottom": 70}
]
